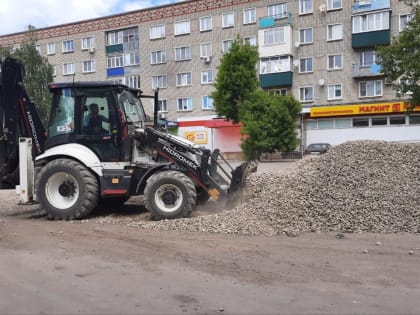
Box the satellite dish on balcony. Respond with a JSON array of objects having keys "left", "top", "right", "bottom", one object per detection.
[
  {"left": 294, "top": 41, "right": 300, "bottom": 48},
  {"left": 293, "top": 60, "right": 300, "bottom": 67},
  {"left": 318, "top": 79, "right": 325, "bottom": 86}
]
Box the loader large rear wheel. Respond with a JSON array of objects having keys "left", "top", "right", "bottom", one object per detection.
[
  {"left": 37, "top": 159, "right": 99, "bottom": 220},
  {"left": 144, "top": 170, "right": 196, "bottom": 220}
]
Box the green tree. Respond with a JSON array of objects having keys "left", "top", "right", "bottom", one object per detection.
[
  {"left": 240, "top": 90, "right": 301, "bottom": 160},
  {"left": 0, "top": 27, "right": 53, "bottom": 122},
  {"left": 378, "top": 2, "right": 420, "bottom": 109},
  {"left": 211, "top": 38, "right": 259, "bottom": 123}
]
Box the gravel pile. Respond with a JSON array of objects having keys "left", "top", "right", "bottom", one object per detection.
[{"left": 97, "top": 140, "right": 420, "bottom": 236}]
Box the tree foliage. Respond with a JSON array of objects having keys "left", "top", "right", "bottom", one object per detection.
[
  {"left": 211, "top": 38, "right": 259, "bottom": 123},
  {"left": 240, "top": 90, "right": 301, "bottom": 160},
  {"left": 378, "top": 2, "right": 420, "bottom": 108},
  {"left": 0, "top": 28, "right": 53, "bottom": 122}
]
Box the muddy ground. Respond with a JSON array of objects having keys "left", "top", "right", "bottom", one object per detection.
[{"left": 0, "top": 161, "right": 419, "bottom": 315}]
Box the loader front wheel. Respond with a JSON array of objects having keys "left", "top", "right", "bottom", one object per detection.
[
  {"left": 144, "top": 170, "right": 196, "bottom": 220},
  {"left": 37, "top": 159, "right": 99, "bottom": 220}
]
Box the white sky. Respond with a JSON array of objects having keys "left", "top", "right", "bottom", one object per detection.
[{"left": 0, "top": 0, "right": 180, "bottom": 35}]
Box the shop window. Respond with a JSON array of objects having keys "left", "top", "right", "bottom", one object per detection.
[
  {"left": 371, "top": 117, "right": 387, "bottom": 126},
  {"left": 318, "top": 119, "right": 334, "bottom": 129},
  {"left": 409, "top": 115, "right": 420, "bottom": 125},
  {"left": 390, "top": 116, "right": 406, "bottom": 125},
  {"left": 353, "top": 118, "right": 369, "bottom": 127},
  {"left": 335, "top": 119, "right": 351, "bottom": 128}
]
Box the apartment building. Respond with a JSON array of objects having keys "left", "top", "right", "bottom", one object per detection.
[{"left": 0, "top": 0, "right": 418, "bottom": 156}]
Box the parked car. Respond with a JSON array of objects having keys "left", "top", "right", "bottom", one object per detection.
[{"left": 304, "top": 143, "right": 333, "bottom": 155}]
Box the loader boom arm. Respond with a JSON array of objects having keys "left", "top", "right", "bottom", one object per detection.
[{"left": 0, "top": 57, "right": 46, "bottom": 187}]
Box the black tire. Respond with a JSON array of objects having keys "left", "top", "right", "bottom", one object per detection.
[
  {"left": 144, "top": 170, "right": 196, "bottom": 220},
  {"left": 36, "top": 159, "right": 99, "bottom": 220}
]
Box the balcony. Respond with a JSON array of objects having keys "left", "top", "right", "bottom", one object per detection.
[
  {"left": 352, "top": 63, "right": 383, "bottom": 78},
  {"left": 258, "top": 13, "right": 292, "bottom": 29},
  {"left": 259, "top": 72, "right": 293, "bottom": 88},
  {"left": 352, "top": 30, "right": 390, "bottom": 48},
  {"left": 352, "top": 0, "right": 390, "bottom": 14}
]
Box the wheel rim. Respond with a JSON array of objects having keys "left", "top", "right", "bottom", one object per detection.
[
  {"left": 154, "top": 184, "right": 183, "bottom": 213},
  {"left": 45, "top": 172, "right": 79, "bottom": 209}
]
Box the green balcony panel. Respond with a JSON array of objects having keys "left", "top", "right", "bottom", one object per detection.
[
  {"left": 352, "top": 30, "right": 390, "bottom": 48},
  {"left": 259, "top": 72, "right": 293, "bottom": 88},
  {"left": 106, "top": 44, "right": 124, "bottom": 54}
]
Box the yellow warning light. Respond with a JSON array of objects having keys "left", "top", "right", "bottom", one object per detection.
[
  {"left": 208, "top": 188, "right": 220, "bottom": 200},
  {"left": 112, "top": 178, "right": 119, "bottom": 184}
]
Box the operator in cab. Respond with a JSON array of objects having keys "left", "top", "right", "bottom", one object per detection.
[{"left": 83, "top": 103, "right": 109, "bottom": 135}]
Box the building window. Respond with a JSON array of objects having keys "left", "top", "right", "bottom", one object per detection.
[
  {"left": 106, "top": 30, "right": 123, "bottom": 45},
  {"left": 243, "top": 8, "right": 256, "bottom": 24},
  {"left": 299, "top": 86, "right": 314, "bottom": 102},
  {"left": 268, "top": 3, "right": 287, "bottom": 19},
  {"left": 260, "top": 56, "right": 291, "bottom": 74},
  {"left": 327, "top": 0, "right": 342, "bottom": 10},
  {"left": 371, "top": 117, "right": 387, "bottom": 126},
  {"left": 299, "top": 57, "right": 313, "bottom": 73},
  {"left": 328, "top": 54, "right": 343, "bottom": 70},
  {"left": 222, "top": 40, "right": 233, "bottom": 53},
  {"left": 176, "top": 72, "right": 192, "bottom": 86},
  {"left": 299, "top": 0, "right": 313, "bottom": 15},
  {"left": 327, "top": 24, "right": 343, "bottom": 41},
  {"left": 81, "top": 37, "right": 95, "bottom": 50},
  {"left": 222, "top": 12, "right": 234, "bottom": 28},
  {"left": 63, "top": 63, "right": 75, "bottom": 75},
  {"left": 360, "top": 80, "right": 382, "bottom": 97},
  {"left": 151, "top": 50, "right": 166, "bottom": 64},
  {"left": 175, "top": 46, "right": 191, "bottom": 61},
  {"left": 359, "top": 50, "right": 377, "bottom": 67},
  {"left": 174, "top": 20, "right": 190, "bottom": 36},
  {"left": 124, "top": 76, "right": 140, "bottom": 89},
  {"left": 318, "top": 120, "right": 334, "bottom": 129},
  {"left": 47, "top": 42, "right": 55, "bottom": 55},
  {"left": 152, "top": 75, "right": 168, "bottom": 89},
  {"left": 244, "top": 36, "right": 257, "bottom": 46},
  {"left": 150, "top": 24, "right": 165, "bottom": 39},
  {"left": 328, "top": 84, "right": 342, "bottom": 100},
  {"left": 82, "top": 60, "right": 95, "bottom": 73},
  {"left": 335, "top": 119, "right": 352, "bottom": 128},
  {"left": 62, "top": 40, "right": 74, "bottom": 53},
  {"left": 409, "top": 115, "right": 420, "bottom": 125},
  {"left": 390, "top": 116, "right": 406, "bottom": 125},
  {"left": 263, "top": 27, "right": 285, "bottom": 45},
  {"left": 352, "top": 11, "right": 390, "bottom": 33},
  {"left": 299, "top": 28, "right": 313, "bottom": 44},
  {"left": 124, "top": 52, "right": 139, "bottom": 66},
  {"left": 201, "top": 69, "right": 214, "bottom": 84},
  {"left": 399, "top": 14, "right": 413, "bottom": 31},
  {"left": 177, "top": 97, "right": 193, "bottom": 111},
  {"left": 202, "top": 96, "right": 214, "bottom": 110},
  {"left": 200, "top": 16, "right": 212, "bottom": 32},
  {"left": 200, "top": 43, "right": 212, "bottom": 58},
  {"left": 107, "top": 55, "right": 124, "bottom": 68},
  {"left": 158, "top": 99, "right": 168, "bottom": 113},
  {"left": 353, "top": 118, "right": 369, "bottom": 127},
  {"left": 274, "top": 88, "right": 288, "bottom": 95}
]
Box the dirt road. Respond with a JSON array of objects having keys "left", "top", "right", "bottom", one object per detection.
[{"left": 1, "top": 162, "right": 419, "bottom": 315}]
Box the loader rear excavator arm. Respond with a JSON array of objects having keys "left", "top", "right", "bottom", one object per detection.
[{"left": 0, "top": 57, "right": 46, "bottom": 188}]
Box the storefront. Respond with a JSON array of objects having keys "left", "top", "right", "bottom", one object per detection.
[
  {"left": 177, "top": 116, "right": 244, "bottom": 160},
  {"left": 303, "top": 102, "right": 420, "bottom": 146}
]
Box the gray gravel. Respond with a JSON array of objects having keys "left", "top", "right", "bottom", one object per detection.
[{"left": 97, "top": 140, "right": 420, "bottom": 236}]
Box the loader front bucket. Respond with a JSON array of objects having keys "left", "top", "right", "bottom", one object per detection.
[{"left": 229, "top": 160, "right": 258, "bottom": 193}]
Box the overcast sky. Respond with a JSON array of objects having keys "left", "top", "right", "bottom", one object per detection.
[{"left": 0, "top": 0, "right": 180, "bottom": 36}]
